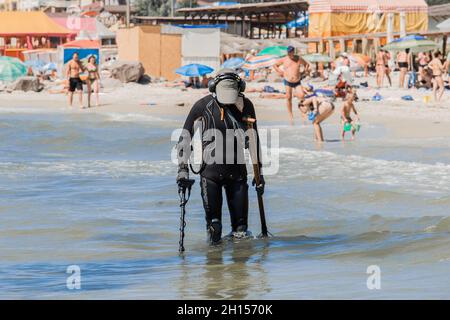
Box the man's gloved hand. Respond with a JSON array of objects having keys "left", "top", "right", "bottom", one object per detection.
[
  {"left": 176, "top": 165, "right": 189, "bottom": 187},
  {"left": 252, "top": 175, "right": 265, "bottom": 196}
]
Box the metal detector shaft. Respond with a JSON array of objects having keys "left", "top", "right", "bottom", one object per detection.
[
  {"left": 244, "top": 117, "right": 268, "bottom": 237},
  {"left": 178, "top": 179, "right": 195, "bottom": 253}
]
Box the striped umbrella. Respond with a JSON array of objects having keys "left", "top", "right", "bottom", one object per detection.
[
  {"left": 0, "top": 56, "right": 27, "bottom": 82},
  {"left": 242, "top": 55, "right": 279, "bottom": 71},
  {"left": 257, "top": 46, "right": 288, "bottom": 58}
]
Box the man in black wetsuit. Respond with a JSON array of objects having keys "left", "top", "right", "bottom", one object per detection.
[{"left": 176, "top": 69, "right": 265, "bottom": 245}]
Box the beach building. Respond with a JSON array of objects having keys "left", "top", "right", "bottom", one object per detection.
[
  {"left": 308, "top": 0, "right": 429, "bottom": 39},
  {"left": 116, "top": 25, "right": 182, "bottom": 81},
  {"left": 176, "top": 1, "right": 309, "bottom": 39},
  {"left": 0, "top": 11, "right": 75, "bottom": 60},
  {"left": 116, "top": 24, "right": 222, "bottom": 81},
  {"left": 49, "top": 13, "right": 117, "bottom": 46}
]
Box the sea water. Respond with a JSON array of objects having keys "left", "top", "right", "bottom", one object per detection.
[{"left": 0, "top": 107, "right": 449, "bottom": 299}]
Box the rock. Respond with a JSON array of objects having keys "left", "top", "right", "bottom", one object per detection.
[
  {"left": 8, "top": 76, "right": 44, "bottom": 92},
  {"left": 110, "top": 61, "right": 145, "bottom": 83},
  {"left": 138, "top": 74, "right": 152, "bottom": 85}
]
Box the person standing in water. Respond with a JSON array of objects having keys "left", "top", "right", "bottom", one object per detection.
[
  {"left": 273, "top": 46, "right": 309, "bottom": 125},
  {"left": 86, "top": 55, "right": 100, "bottom": 108},
  {"left": 298, "top": 89, "right": 335, "bottom": 142},
  {"left": 176, "top": 69, "right": 264, "bottom": 245},
  {"left": 340, "top": 89, "right": 360, "bottom": 141},
  {"left": 429, "top": 51, "right": 446, "bottom": 102},
  {"left": 66, "top": 52, "right": 85, "bottom": 109}
]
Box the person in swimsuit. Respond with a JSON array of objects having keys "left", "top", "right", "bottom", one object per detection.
[
  {"left": 383, "top": 50, "right": 392, "bottom": 87},
  {"left": 397, "top": 49, "right": 410, "bottom": 88},
  {"left": 273, "top": 46, "right": 309, "bottom": 125},
  {"left": 66, "top": 52, "right": 85, "bottom": 109},
  {"left": 428, "top": 51, "right": 445, "bottom": 102},
  {"left": 86, "top": 55, "right": 100, "bottom": 108},
  {"left": 340, "top": 89, "right": 360, "bottom": 141},
  {"left": 376, "top": 50, "right": 386, "bottom": 88},
  {"left": 417, "top": 51, "right": 429, "bottom": 82},
  {"left": 298, "top": 94, "right": 335, "bottom": 142}
]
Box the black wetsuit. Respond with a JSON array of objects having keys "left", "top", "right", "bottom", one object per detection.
[{"left": 177, "top": 94, "right": 261, "bottom": 232}]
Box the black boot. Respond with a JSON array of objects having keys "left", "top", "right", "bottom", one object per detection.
[{"left": 208, "top": 219, "right": 222, "bottom": 245}]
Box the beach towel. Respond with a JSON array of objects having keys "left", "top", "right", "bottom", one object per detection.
[{"left": 401, "top": 95, "right": 414, "bottom": 101}]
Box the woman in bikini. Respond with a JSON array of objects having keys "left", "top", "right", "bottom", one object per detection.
[
  {"left": 376, "top": 50, "right": 386, "bottom": 88},
  {"left": 298, "top": 92, "right": 335, "bottom": 142},
  {"left": 428, "top": 52, "right": 445, "bottom": 102},
  {"left": 86, "top": 55, "right": 100, "bottom": 108}
]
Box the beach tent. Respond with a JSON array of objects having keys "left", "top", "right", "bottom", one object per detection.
[{"left": 308, "top": 0, "right": 428, "bottom": 38}]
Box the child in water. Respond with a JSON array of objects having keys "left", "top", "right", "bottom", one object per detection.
[{"left": 340, "top": 88, "right": 360, "bottom": 141}]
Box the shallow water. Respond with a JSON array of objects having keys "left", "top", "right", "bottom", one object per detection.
[{"left": 1, "top": 107, "right": 450, "bottom": 299}]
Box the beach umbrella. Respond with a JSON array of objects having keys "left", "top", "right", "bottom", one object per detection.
[
  {"left": 242, "top": 55, "right": 279, "bottom": 71},
  {"left": 175, "top": 64, "right": 214, "bottom": 77},
  {"left": 303, "top": 53, "right": 332, "bottom": 63},
  {"left": 383, "top": 36, "right": 438, "bottom": 53},
  {"left": 221, "top": 57, "right": 245, "bottom": 70},
  {"left": 42, "top": 62, "right": 57, "bottom": 74},
  {"left": 257, "top": 46, "right": 288, "bottom": 58},
  {"left": 0, "top": 56, "right": 27, "bottom": 82}
]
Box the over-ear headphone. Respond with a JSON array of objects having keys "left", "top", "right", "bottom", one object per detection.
[{"left": 208, "top": 73, "right": 246, "bottom": 94}]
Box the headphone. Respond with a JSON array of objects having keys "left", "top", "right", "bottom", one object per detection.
[{"left": 208, "top": 73, "right": 246, "bottom": 94}]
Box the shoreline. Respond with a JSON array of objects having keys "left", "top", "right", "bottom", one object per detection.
[{"left": 1, "top": 81, "right": 450, "bottom": 141}]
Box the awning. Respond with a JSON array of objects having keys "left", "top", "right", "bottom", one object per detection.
[
  {"left": 62, "top": 39, "right": 100, "bottom": 48},
  {"left": 0, "top": 11, "right": 75, "bottom": 37}
]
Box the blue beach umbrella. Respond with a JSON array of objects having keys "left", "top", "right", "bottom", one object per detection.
[
  {"left": 175, "top": 64, "right": 214, "bottom": 77},
  {"left": 221, "top": 57, "right": 245, "bottom": 70},
  {"left": 42, "top": 62, "right": 57, "bottom": 73}
]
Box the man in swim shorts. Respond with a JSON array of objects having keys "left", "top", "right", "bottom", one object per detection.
[
  {"left": 273, "top": 46, "right": 309, "bottom": 125},
  {"left": 66, "top": 52, "right": 85, "bottom": 109}
]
